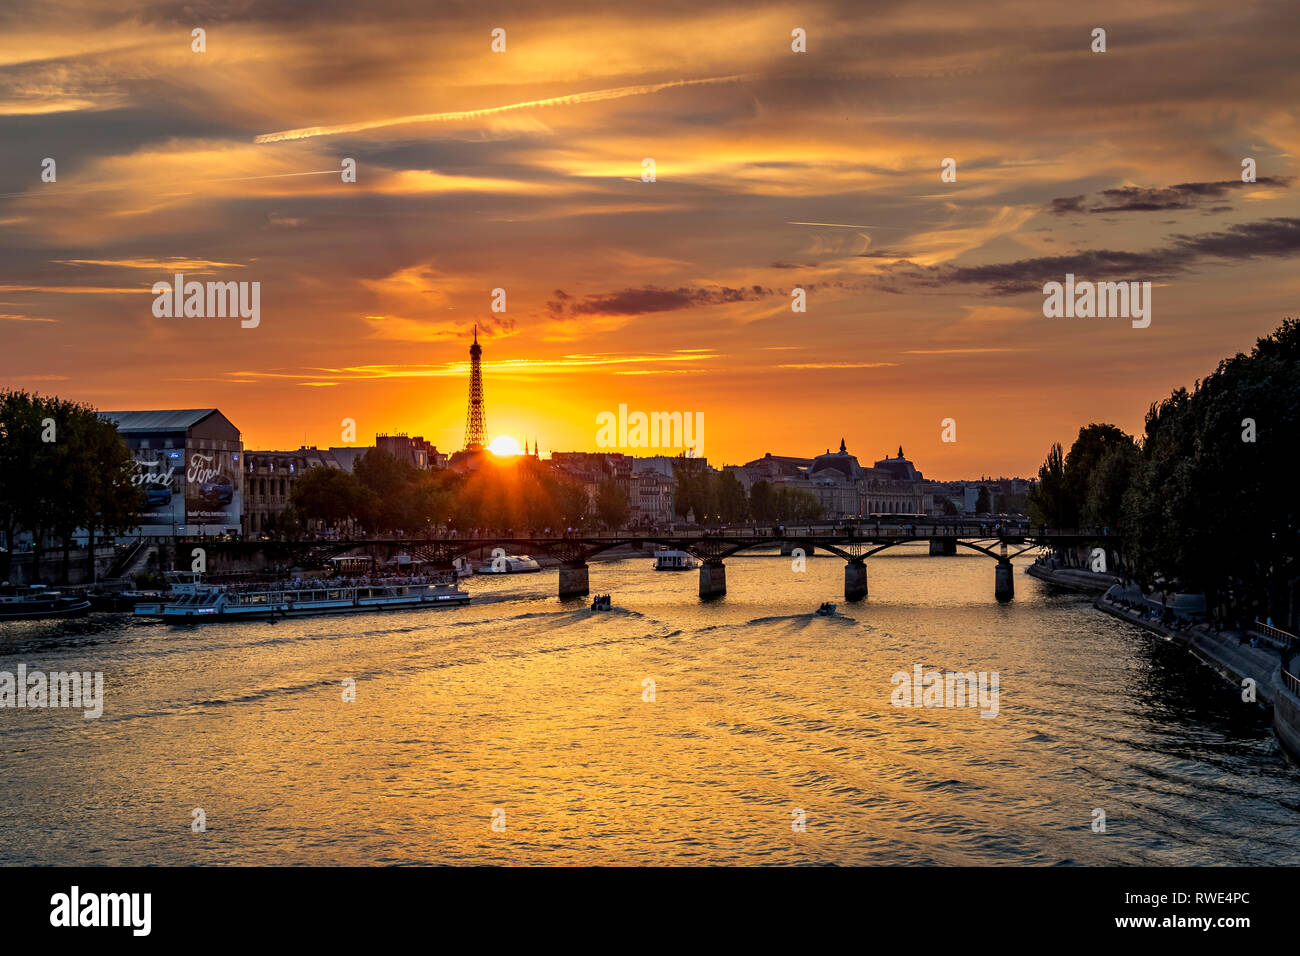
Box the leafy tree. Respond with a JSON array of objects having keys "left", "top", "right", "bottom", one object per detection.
[
  {"left": 595, "top": 478, "right": 629, "bottom": 528},
  {"left": 975, "top": 485, "right": 991, "bottom": 514},
  {"left": 1063, "top": 424, "right": 1137, "bottom": 527},
  {"left": 672, "top": 456, "right": 713, "bottom": 521},
  {"left": 774, "top": 486, "right": 823, "bottom": 521},
  {"left": 749, "top": 480, "right": 776, "bottom": 521},
  {"left": 1028, "top": 442, "right": 1066, "bottom": 527},
  {"left": 354, "top": 449, "right": 419, "bottom": 532},
  {"left": 0, "top": 391, "right": 141, "bottom": 583},
  {"left": 290, "top": 466, "right": 371, "bottom": 530},
  {"left": 712, "top": 471, "right": 749, "bottom": 524}
]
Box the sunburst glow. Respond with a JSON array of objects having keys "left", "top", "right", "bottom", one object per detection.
[{"left": 488, "top": 435, "right": 521, "bottom": 456}]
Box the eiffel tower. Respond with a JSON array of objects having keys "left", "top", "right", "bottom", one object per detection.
[{"left": 463, "top": 324, "right": 487, "bottom": 450}]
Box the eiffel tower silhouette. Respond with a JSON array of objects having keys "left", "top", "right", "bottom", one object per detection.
[{"left": 463, "top": 324, "right": 486, "bottom": 450}]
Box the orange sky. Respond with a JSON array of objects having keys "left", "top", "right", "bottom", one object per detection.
[{"left": 1, "top": 0, "right": 1298, "bottom": 478}]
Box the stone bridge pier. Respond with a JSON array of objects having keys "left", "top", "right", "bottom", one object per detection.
[
  {"left": 699, "top": 560, "right": 727, "bottom": 599},
  {"left": 928, "top": 537, "right": 957, "bottom": 556},
  {"left": 558, "top": 561, "right": 590, "bottom": 599},
  {"left": 844, "top": 560, "right": 868, "bottom": 601},
  {"left": 995, "top": 559, "right": 1014, "bottom": 602}
]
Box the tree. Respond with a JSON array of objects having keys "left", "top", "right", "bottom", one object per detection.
[
  {"left": 672, "top": 456, "right": 713, "bottom": 522},
  {"left": 0, "top": 391, "right": 141, "bottom": 583},
  {"left": 975, "top": 486, "right": 991, "bottom": 514},
  {"left": 712, "top": 471, "right": 749, "bottom": 524},
  {"left": 290, "top": 466, "right": 371, "bottom": 530},
  {"left": 749, "top": 480, "right": 776, "bottom": 521},
  {"left": 1028, "top": 442, "right": 1066, "bottom": 528},
  {"left": 1063, "top": 424, "right": 1137, "bottom": 528},
  {"left": 595, "top": 478, "right": 629, "bottom": 528},
  {"left": 353, "top": 449, "right": 419, "bottom": 532},
  {"left": 775, "top": 486, "right": 823, "bottom": 521}
]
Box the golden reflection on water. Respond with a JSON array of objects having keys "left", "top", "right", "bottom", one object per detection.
[{"left": 2, "top": 545, "right": 1297, "bottom": 865}]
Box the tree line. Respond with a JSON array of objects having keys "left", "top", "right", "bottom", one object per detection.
[
  {"left": 0, "top": 390, "right": 141, "bottom": 582},
  {"left": 283, "top": 451, "right": 825, "bottom": 536},
  {"left": 1029, "top": 318, "right": 1300, "bottom": 627}
]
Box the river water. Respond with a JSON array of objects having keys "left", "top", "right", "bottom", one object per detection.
[{"left": 3, "top": 544, "right": 1298, "bottom": 865}]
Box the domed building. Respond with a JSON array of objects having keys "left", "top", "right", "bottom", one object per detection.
[
  {"left": 803, "top": 439, "right": 863, "bottom": 516},
  {"left": 863, "top": 446, "right": 931, "bottom": 515},
  {"left": 809, "top": 438, "right": 864, "bottom": 480},
  {"left": 739, "top": 439, "right": 935, "bottom": 519}
]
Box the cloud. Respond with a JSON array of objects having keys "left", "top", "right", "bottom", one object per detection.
[
  {"left": 1048, "top": 178, "right": 1290, "bottom": 215},
  {"left": 546, "top": 284, "right": 775, "bottom": 319},
  {"left": 874, "top": 217, "right": 1300, "bottom": 295}
]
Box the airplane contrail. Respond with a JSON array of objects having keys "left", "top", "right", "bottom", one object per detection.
[
  {"left": 787, "top": 221, "right": 905, "bottom": 230},
  {"left": 254, "top": 74, "right": 754, "bottom": 143}
]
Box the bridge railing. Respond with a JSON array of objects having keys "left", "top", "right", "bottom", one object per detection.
[{"left": 1283, "top": 669, "right": 1300, "bottom": 699}]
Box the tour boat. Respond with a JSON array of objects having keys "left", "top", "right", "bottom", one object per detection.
[
  {"left": 0, "top": 584, "right": 92, "bottom": 621},
  {"left": 132, "top": 571, "right": 203, "bottom": 617},
  {"left": 653, "top": 548, "right": 699, "bottom": 571},
  {"left": 476, "top": 554, "right": 542, "bottom": 574},
  {"left": 135, "top": 576, "right": 470, "bottom": 622}
]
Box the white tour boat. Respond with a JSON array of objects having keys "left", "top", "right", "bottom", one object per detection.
[
  {"left": 653, "top": 548, "right": 699, "bottom": 571},
  {"left": 477, "top": 554, "right": 542, "bottom": 574},
  {"left": 135, "top": 574, "right": 469, "bottom": 622}
]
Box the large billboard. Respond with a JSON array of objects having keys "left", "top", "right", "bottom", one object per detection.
[
  {"left": 184, "top": 447, "right": 241, "bottom": 529},
  {"left": 130, "top": 446, "right": 185, "bottom": 529}
]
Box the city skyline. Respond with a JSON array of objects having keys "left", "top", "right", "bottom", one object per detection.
[{"left": 2, "top": 1, "right": 1298, "bottom": 473}]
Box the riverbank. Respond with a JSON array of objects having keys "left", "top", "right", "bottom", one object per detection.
[
  {"left": 1025, "top": 558, "right": 1118, "bottom": 593},
  {"left": 1091, "top": 587, "right": 1300, "bottom": 768},
  {"left": 1096, "top": 591, "right": 1278, "bottom": 700}
]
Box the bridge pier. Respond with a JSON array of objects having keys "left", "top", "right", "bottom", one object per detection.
[
  {"left": 995, "top": 559, "right": 1014, "bottom": 602},
  {"left": 844, "top": 560, "right": 868, "bottom": 601},
  {"left": 929, "top": 537, "right": 957, "bottom": 556},
  {"left": 558, "top": 561, "right": 590, "bottom": 599},
  {"left": 699, "top": 560, "right": 727, "bottom": 599}
]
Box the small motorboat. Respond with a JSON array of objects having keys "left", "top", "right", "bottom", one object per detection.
[
  {"left": 815, "top": 601, "right": 837, "bottom": 616},
  {"left": 590, "top": 594, "right": 613, "bottom": 611}
]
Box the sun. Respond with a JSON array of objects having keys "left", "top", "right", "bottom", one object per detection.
[{"left": 488, "top": 435, "right": 521, "bottom": 456}]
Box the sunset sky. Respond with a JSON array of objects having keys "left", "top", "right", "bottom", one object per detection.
[{"left": 1, "top": 0, "right": 1297, "bottom": 477}]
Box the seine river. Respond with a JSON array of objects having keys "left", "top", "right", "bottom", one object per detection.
[{"left": 3, "top": 544, "right": 1299, "bottom": 865}]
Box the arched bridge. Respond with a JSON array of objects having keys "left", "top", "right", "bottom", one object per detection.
[{"left": 204, "top": 524, "right": 1122, "bottom": 603}]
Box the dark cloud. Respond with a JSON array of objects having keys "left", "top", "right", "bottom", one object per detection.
[
  {"left": 546, "top": 285, "right": 774, "bottom": 318},
  {"left": 874, "top": 218, "right": 1300, "bottom": 295},
  {"left": 1048, "top": 178, "right": 1290, "bottom": 215}
]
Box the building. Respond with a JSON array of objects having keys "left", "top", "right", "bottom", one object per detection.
[
  {"left": 740, "top": 441, "right": 934, "bottom": 519},
  {"left": 863, "top": 446, "right": 933, "bottom": 515},
  {"left": 631, "top": 471, "right": 675, "bottom": 526},
  {"left": 803, "top": 441, "right": 865, "bottom": 517},
  {"left": 242, "top": 446, "right": 346, "bottom": 537},
  {"left": 375, "top": 433, "right": 444, "bottom": 470},
  {"left": 99, "top": 408, "right": 243, "bottom": 537}
]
